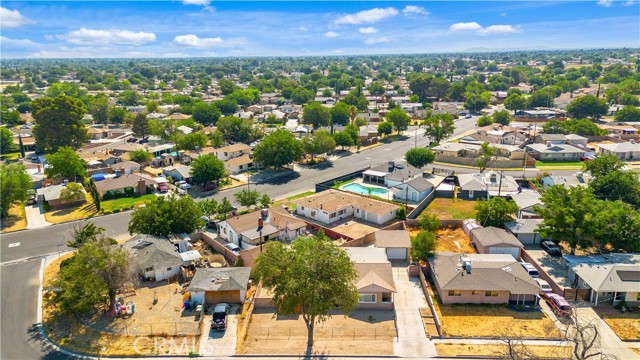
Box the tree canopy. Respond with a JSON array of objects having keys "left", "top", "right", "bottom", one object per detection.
[
  {"left": 190, "top": 154, "right": 226, "bottom": 185},
  {"left": 475, "top": 197, "right": 518, "bottom": 228},
  {"left": 566, "top": 94, "right": 608, "bottom": 119},
  {"left": 386, "top": 108, "right": 411, "bottom": 133},
  {"left": 405, "top": 147, "right": 435, "bottom": 169},
  {"left": 410, "top": 231, "right": 437, "bottom": 263},
  {"left": 252, "top": 129, "right": 303, "bottom": 168},
  {"left": 302, "top": 102, "right": 331, "bottom": 128},
  {"left": 0, "top": 163, "right": 31, "bottom": 217},
  {"left": 422, "top": 113, "right": 454, "bottom": 145},
  {"left": 614, "top": 105, "right": 640, "bottom": 122},
  {"left": 301, "top": 129, "right": 336, "bottom": 158},
  {"left": 32, "top": 95, "right": 88, "bottom": 152},
  {"left": 1, "top": 127, "right": 17, "bottom": 154},
  {"left": 128, "top": 195, "right": 205, "bottom": 236},
  {"left": 45, "top": 146, "right": 87, "bottom": 181}
]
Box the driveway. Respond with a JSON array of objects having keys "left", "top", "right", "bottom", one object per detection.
[
  {"left": 391, "top": 264, "right": 437, "bottom": 358},
  {"left": 199, "top": 305, "right": 239, "bottom": 356},
  {"left": 24, "top": 202, "right": 50, "bottom": 229}
]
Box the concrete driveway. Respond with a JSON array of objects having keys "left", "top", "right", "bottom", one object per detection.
[
  {"left": 24, "top": 202, "right": 50, "bottom": 229},
  {"left": 199, "top": 304, "right": 239, "bottom": 356},
  {"left": 391, "top": 264, "right": 437, "bottom": 358}
]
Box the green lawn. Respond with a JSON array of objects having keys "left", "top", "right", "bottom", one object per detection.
[
  {"left": 286, "top": 191, "right": 315, "bottom": 201},
  {"left": 535, "top": 160, "right": 583, "bottom": 167},
  {"left": 331, "top": 178, "right": 356, "bottom": 189},
  {"left": 1, "top": 152, "right": 22, "bottom": 161},
  {"left": 101, "top": 194, "right": 156, "bottom": 213},
  {"left": 424, "top": 198, "right": 478, "bottom": 220}
]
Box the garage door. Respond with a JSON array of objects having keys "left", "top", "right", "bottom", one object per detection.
[
  {"left": 386, "top": 248, "right": 407, "bottom": 260},
  {"left": 489, "top": 247, "right": 520, "bottom": 259},
  {"left": 205, "top": 290, "right": 241, "bottom": 304}
]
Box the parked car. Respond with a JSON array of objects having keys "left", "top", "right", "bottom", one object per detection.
[
  {"left": 201, "top": 182, "right": 217, "bottom": 192},
  {"left": 224, "top": 243, "right": 241, "bottom": 253},
  {"left": 26, "top": 196, "right": 37, "bottom": 205},
  {"left": 580, "top": 155, "right": 596, "bottom": 161},
  {"left": 465, "top": 114, "right": 472, "bottom": 119},
  {"left": 520, "top": 262, "right": 540, "bottom": 278},
  {"left": 544, "top": 293, "right": 572, "bottom": 317},
  {"left": 176, "top": 181, "right": 192, "bottom": 190},
  {"left": 20, "top": 125, "right": 30, "bottom": 129},
  {"left": 211, "top": 303, "right": 230, "bottom": 332},
  {"left": 541, "top": 240, "right": 562, "bottom": 257},
  {"left": 30, "top": 156, "right": 40, "bottom": 163},
  {"left": 535, "top": 279, "right": 553, "bottom": 295},
  {"left": 158, "top": 183, "right": 169, "bottom": 193}
]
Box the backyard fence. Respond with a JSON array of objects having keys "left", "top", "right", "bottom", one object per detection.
[
  {"left": 94, "top": 321, "right": 202, "bottom": 337},
  {"left": 247, "top": 326, "right": 397, "bottom": 341},
  {"left": 418, "top": 268, "right": 443, "bottom": 338}
]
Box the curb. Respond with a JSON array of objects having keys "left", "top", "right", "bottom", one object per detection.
[{"left": 431, "top": 162, "right": 537, "bottom": 172}]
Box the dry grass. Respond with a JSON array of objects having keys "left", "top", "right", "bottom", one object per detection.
[
  {"left": 435, "top": 343, "right": 572, "bottom": 358},
  {"left": 594, "top": 307, "right": 640, "bottom": 341},
  {"left": 42, "top": 253, "right": 199, "bottom": 356},
  {"left": 408, "top": 228, "right": 476, "bottom": 254},
  {"left": 220, "top": 178, "right": 246, "bottom": 190},
  {"left": 44, "top": 193, "right": 99, "bottom": 223},
  {"left": 435, "top": 304, "right": 562, "bottom": 339},
  {"left": 235, "top": 283, "right": 258, "bottom": 353},
  {"left": 425, "top": 198, "right": 478, "bottom": 220},
  {"left": 1, "top": 203, "right": 27, "bottom": 232}
]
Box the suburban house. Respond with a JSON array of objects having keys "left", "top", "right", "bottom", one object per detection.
[
  {"left": 217, "top": 207, "right": 307, "bottom": 249},
  {"left": 505, "top": 219, "right": 544, "bottom": 245},
  {"left": 188, "top": 267, "right": 252, "bottom": 305},
  {"left": 214, "top": 143, "right": 252, "bottom": 162},
  {"left": 526, "top": 143, "right": 586, "bottom": 162},
  {"left": 432, "top": 142, "right": 524, "bottom": 161},
  {"left": 224, "top": 154, "right": 254, "bottom": 174},
  {"left": 36, "top": 183, "right": 87, "bottom": 208},
  {"left": 533, "top": 134, "right": 566, "bottom": 144},
  {"left": 357, "top": 125, "right": 380, "bottom": 142},
  {"left": 374, "top": 229, "right": 411, "bottom": 260},
  {"left": 565, "top": 134, "right": 589, "bottom": 147},
  {"left": 362, "top": 160, "right": 422, "bottom": 187},
  {"left": 163, "top": 164, "right": 192, "bottom": 183},
  {"left": 122, "top": 235, "right": 196, "bottom": 282},
  {"left": 345, "top": 247, "right": 396, "bottom": 309},
  {"left": 181, "top": 147, "right": 216, "bottom": 164},
  {"left": 109, "top": 161, "right": 141, "bottom": 175},
  {"left": 432, "top": 142, "right": 481, "bottom": 158},
  {"left": 457, "top": 171, "right": 521, "bottom": 199},
  {"left": 470, "top": 227, "right": 523, "bottom": 259},
  {"left": 540, "top": 172, "right": 591, "bottom": 189},
  {"left": 293, "top": 191, "right": 400, "bottom": 226},
  {"left": 510, "top": 191, "right": 544, "bottom": 219},
  {"left": 598, "top": 141, "right": 640, "bottom": 160},
  {"left": 94, "top": 173, "right": 157, "bottom": 198},
  {"left": 565, "top": 254, "right": 640, "bottom": 306},
  {"left": 87, "top": 126, "right": 112, "bottom": 140},
  {"left": 392, "top": 175, "right": 444, "bottom": 202},
  {"left": 428, "top": 252, "right": 540, "bottom": 305}
]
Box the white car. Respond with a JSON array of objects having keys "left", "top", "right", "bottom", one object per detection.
[
  {"left": 535, "top": 279, "right": 552, "bottom": 294},
  {"left": 224, "top": 243, "right": 241, "bottom": 253}
]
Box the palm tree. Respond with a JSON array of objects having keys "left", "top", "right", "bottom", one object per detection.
[{"left": 348, "top": 105, "right": 358, "bottom": 125}]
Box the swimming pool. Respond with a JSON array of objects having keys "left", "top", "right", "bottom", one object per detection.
[{"left": 342, "top": 183, "right": 389, "bottom": 196}]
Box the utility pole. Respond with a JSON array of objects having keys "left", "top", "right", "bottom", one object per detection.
[{"left": 498, "top": 171, "right": 504, "bottom": 197}]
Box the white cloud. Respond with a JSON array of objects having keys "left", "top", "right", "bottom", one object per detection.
[
  {"left": 597, "top": 0, "right": 613, "bottom": 7},
  {"left": 299, "top": 25, "right": 308, "bottom": 32},
  {"left": 402, "top": 5, "right": 429, "bottom": 16},
  {"left": 324, "top": 31, "right": 340, "bottom": 38},
  {"left": 500, "top": 12, "right": 508, "bottom": 17},
  {"left": 57, "top": 28, "right": 156, "bottom": 45},
  {"left": 172, "top": 34, "right": 224, "bottom": 47},
  {"left": 0, "top": 36, "right": 40, "bottom": 48},
  {"left": 623, "top": 0, "right": 639, "bottom": 5},
  {"left": 479, "top": 25, "right": 520, "bottom": 35},
  {"left": 334, "top": 7, "right": 398, "bottom": 25},
  {"left": 449, "top": 22, "right": 482, "bottom": 31},
  {"left": 163, "top": 52, "right": 191, "bottom": 58},
  {"left": 359, "top": 27, "right": 378, "bottom": 34},
  {"left": 182, "top": 0, "right": 214, "bottom": 12},
  {"left": 0, "top": 7, "right": 35, "bottom": 29},
  {"left": 364, "top": 36, "right": 392, "bottom": 45}
]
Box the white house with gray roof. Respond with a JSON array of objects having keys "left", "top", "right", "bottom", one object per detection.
[
  {"left": 122, "top": 235, "right": 193, "bottom": 282},
  {"left": 598, "top": 141, "right": 640, "bottom": 160},
  {"left": 526, "top": 143, "right": 586, "bottom": 161},
  {"left": 188, "top": 267, "right": 252, "bottom": 305}
]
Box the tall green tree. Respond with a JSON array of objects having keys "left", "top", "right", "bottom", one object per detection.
[
  {"left": 422, "top": 113, "right": 455, "bottom": 145},
  {"left": 302, "top": 102, "right": 331, "bottom": 128},
  {"left": 253, "top": 129, "right": 303, "bottom": 169},
  {"left": 333, "top": 131, "right": 354, "bottom": 150},
  {"left": 190, "top": 155, "right": 226, "bottom": 185},
  {"left": 255, "top": 235, "right": 358, "bottom": 348},
  {"left": 492, "top": 110, "right": 512, "bottom": 125},
  {"left": 0, "top": 127, "right": 17, "bottom": 154},
  {"left": 330, "top": 101, "right": 350, "bottom": 128},
  {"left": 234, "top": 189, "right": 261, "bottom": 208},
  {"left": 0, "top": 163, "right": 31, "bottom": 217},
  {"left": 192, "top": 102, "right": 222, "bottom": 125},
  {"left": 504, "top": 94, "right": 527, "bottom": 114},
  {"left": 45, "top": 146, "right": 87, "bottom": 181},
  {"left": 475, "top": 143, "right": 496, "bottom": 173},
  {"left": 177, "top": 132, "right": 208, "bottom": 150},
  {"left": 377, "top": 121, "right": 393, "bottom": 137},
  {"left": 476, "top": 116, "right": 493, "bottom": 127},
  {"left": 410, "top": 231, "right": 437, "bottom": 263},
  {"left": 32, "top": 95, "right": 88, "bottom": 152},
  {"left": 386, "top": 108, "right": 411, "bottom": 134},
  {"left": 566, "top": 94, "right": 608, "bottom": 119},
  {"left": 405, "top": 147, "right": 435, "bottom": 169},
  {"left": 67, "top": 221, "right": 106, "bottom": 248},
  {"left": 128, "top": 149, "right": 153, "bottom": 163},
  {"left": 128, "top": 195, "right": 205, "bottom": 236},
  {"left": 132, "top": 113, "right": 151, "bottom": 139},
  {"left": 59, "top": 182, "right": 86, "bottom": 204},
  {"left": 614, "top": 105, "right": 640, "bottom": 122},
  {"left": 301, "top": 129, "right": 336, "bottom": 158},
  {"left": 475, "top": 197, "right": 518, "bottom": 227}
]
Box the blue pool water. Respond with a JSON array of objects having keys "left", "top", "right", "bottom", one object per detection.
[{"left": 342, "top": 183, "right": 389, "bottom": 195}]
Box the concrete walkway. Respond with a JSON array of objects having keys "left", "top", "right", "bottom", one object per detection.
[
  {"left": 25, "top": 202, "right": 50, "bottom": 229},
  {"left": 391, "top": 264, "right": 438, "bottom": 358},
  {"left": 198, "top": 305, "right": 239, "bottom": 357}
]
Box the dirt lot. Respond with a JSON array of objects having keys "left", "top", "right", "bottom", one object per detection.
[
  {"left": 435, "top": 304, "right": 562, "bottom": 339},
  {"left": 240, "top": 308, "right": 396, "bottom": 355},
  {"left": 1, "top": 203, "right": 27, "bottom": 232},
  {"left": 424, "top": 198, "right": 478, "bottom": 220},
  {"left": 409, "top": 228, "right": 476, "bottom": 254},
  {"left": 593, "top": 306, "right": 640, "bottom": 341},
  {"left": 435, "top": 343, "right": 571, "bottom": 358}
]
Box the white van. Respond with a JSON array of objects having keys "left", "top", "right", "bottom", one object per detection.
[{"left": 520, "top": 262, "right": 539, "bottom": 278}]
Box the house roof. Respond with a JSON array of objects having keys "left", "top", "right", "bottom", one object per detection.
[
  {"left": 94, "top": 173, "right": 157, "bottom": 193},
  {"left": 432, "top": 142, "right": 481, "bottom": 153},
  {"left": 510, "top": 191, "right": 543, "bottom": 211},
  {"left": 542, "top": 173, "right": 590, "bottom": 188},
  {"left": 216, "top": 143, "right": 251, "bottom": 153},
  {"left": 225, "top": 154, "right": 253, "bottom": 167},
  {"left": 369, "top": 160, "right": 422, "bottom": 182},
  {"left": 393, "top": 175, "right": 444, "bottom": 193},
  {"left": 37, "top": 182, "right": 86, "bottom": 201},
  {"left": 429, "top": 252, "right": 540, "bottom": 294},
  {"left": 345, "top": 247, "right": 396, "bottom": 292},
  {"left": 375, "top": 230, "right": 411, "bottom": 249},
  {"left": 527, "top": 143, "right": 585, "bottom": 154},
  {"left": 598, "top": 142, "right": 640, "bottom": 153},
  {"left": 505, "top": 219, "right": 543, "bottom": 235},
  {"left": 223, "top": 206, "right": 306, "bottom": 241},
  {"left": 188, "top": 267, "right": 251, "bottom": 292},
  {"left": 536, "top": 134, "right": 566, "bottom": 141},
  {"left": 122, "top": 235, "right": 184, "bottom": 270},
  {"left": 471, "top": 227, "right": 522, "bottom": 248},
  {"left": 293, "top": 190, "right": 400, "bottom": 216},
  {"left": 163, "top": 164, "right": 192, "bottom": 179},
  {"left": 572, "top": 263, "right": 640, "bottom": 293},
  {"left": 110, "top": 161, "right": 141, "bottom": 171}
]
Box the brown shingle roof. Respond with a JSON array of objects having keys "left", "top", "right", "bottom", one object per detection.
[
  {"left": 225, "top": 154, "right": 253, "bottom": 166},
  {"left": 293, "top": 191, "right": 400, "bottom": 215},
  {"left": 94, "top": 173, "right": 157, "bottom": 193},
  {"left": 224, "top": 206, "right": 306, "bottom": 239},
  {"left": 375, "top": 230, "right": 411, "bottom": 248}
]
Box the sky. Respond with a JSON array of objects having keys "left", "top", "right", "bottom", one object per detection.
[{"left": 1, "top": 1, "right": 639, "bottom": 58}]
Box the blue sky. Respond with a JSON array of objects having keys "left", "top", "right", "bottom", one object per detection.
[{"left": 1, "top": 1, "right": 638, "bottom": 58}]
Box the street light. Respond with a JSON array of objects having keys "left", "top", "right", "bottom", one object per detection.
[{"left": 57, "top": 243, "right": 64, "bottom": 258}]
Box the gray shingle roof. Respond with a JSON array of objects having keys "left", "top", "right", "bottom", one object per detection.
[
  {"left": 123, "top": 235, "right": 184, "bottom": 270},
  {"left": 471, "top": 227, "right": 522, "bottom": 248},
  {"left": 188, "top": 267, "right": 251, "bottom": 292}
]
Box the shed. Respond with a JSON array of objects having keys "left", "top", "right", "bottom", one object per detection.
[
  {"left": 374, "top": 230, "right": 411, "bottom": 260},
  {"left": 470, "top": 226, "right": 522, "bottom": 259},
  {"left": 505, "top": 219, "right": 543, "bottom": 245},
  {"left": 462, "top": 219, "right": 481, "bottom": 237}
]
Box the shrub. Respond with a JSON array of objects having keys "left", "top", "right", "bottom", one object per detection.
[
  {"left": 419, "top": 213, "right": 441, "bottom": 232},
  {"left": 114, "top": 190, "right": 122, "bottom": 198},
  {"left": 124, "top": 187, "right": 135, "bottom": 197},
  {"left": 396, "top": 206, "right": 407, "bottom": 220}
]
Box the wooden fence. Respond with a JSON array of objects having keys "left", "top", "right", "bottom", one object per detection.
[{"left": 418, "top": 268, "right": 442, "bottom": 338}]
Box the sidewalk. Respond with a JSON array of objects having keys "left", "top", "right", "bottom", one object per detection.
[{"left": 25, "top": 202, "right": 51, "bottom": 229}]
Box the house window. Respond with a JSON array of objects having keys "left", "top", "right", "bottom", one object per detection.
[
  {"left": 614, "top": 292, "right": 624, "bottom": 301},
  {"left": 359, "top": 294, "right": 376, "bottom": 303},
  {"left": 448, "top": 290, "right": 462, "bottom": 297},
  {"left": 145, "top": 267, "right": 153, "bottom": 272},
  {"left": 472, "top": 291, "right": 480, "bottom": 296},
  {"left": 485, "top": 291, "right": 499, "bottom": 297},
  {"left": 166, "top": 267, "right": 172, "bottom": 271},
  {"left": 338, "top": 209, "right": 345, "bottom": 215},
  {"left": 469, "top": 190, "right": 474, "bottom": 199},
  {"left": 382, "top": 293, "right": 392, "bottom": 303},
  {"left": 223, "top": 228, "right": 227, "bottom": 234},
  {"left": 224, "top": 152, "right": 228, "bottom": 156},
  {"left": 356, "top": 209, "right": 359, "bottom": 213},
  {"left": 310, "top": 210, "right": 316, "bottom": 217},
  {"left": 300, "top": 206, "right": 304, "bottom": 211},
  {"left": 330, "top": 212, "right": 337, "bottom": 219}
]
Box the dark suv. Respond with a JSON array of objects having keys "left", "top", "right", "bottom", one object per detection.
[
  {"left": 211, "top": 303, "right": 230, "bottom": 332},
  {"left": 541, "top": 240, "right": 562, "bottom": 256}
]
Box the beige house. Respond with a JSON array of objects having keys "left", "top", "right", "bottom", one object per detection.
[
  {"left": 224, "top": 154, "right": 254, "bottom": 174},
  {"left": 345, "top": 247, "right": 396, "bottom": 309},
  {"left": 428, "top": 252, "right": 540, "bottom": 305},
  {"left": 374, "top": 229, "right": 411, "bottom": 260},
  {"left": 470, "top": 227, "right": 522, "bottom": 259},
  {"left": 214, "top": 143, "right": 252, "bottom": 161}
]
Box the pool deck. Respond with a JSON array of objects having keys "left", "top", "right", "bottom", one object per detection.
[{"left": 339, "top": 179, "right": 393, "bottom": 201}]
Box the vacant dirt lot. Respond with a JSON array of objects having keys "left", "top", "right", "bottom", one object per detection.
[
  {"left": 409, "top": 228, "right": 476, "bottom": 254},
  {"left": 594, "top": 306, "right": 640, "bottom": 341},
  {"left": 240, "top": 308, "right": 396, "bottom": 355},
  {"left": 424, "top": 198, "right": 477, "bottom": 220},
  {"left": 435, "top": 304, "right": 562, "bottom": 339},
  {"left": 435, "top": 343, "right": 571, "bottom": 358}
]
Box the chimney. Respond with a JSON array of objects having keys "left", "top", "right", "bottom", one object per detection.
[
  {"left": 137, "top": 178, "right": 146, "bottom": 195},
  {"left": 546, "top": 141, "right": 552, "bottom": 147},
  {"left": 260, "top": 208, "right": 269, "bottom": 220},
  {"left": 258, "top": 218, "right": 264, "bottom": 229}
]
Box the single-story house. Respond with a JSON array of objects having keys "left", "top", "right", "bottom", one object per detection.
[
  {"left": 540, "top": 172, "right": 590, "bottom": 189},
  {"left": 345, "top": 247, "right": 396, "bottom": 309},
  {"left": 526, "top": 143, "right": 586, "bottom": 162},
  {"left": 392, "top": 175, "right": 444, "bottom": 203},
  {"left": 122, "top": 235, "right": 190, "bottom": 282},
  {"left": 457, "top": 171, "right": 520, "bottom": 199},
  {"left": 163, "top": 164, "right": 192, "bottom": 183},
  {"left": 470, "top": 227, "right": 522, "bottom": 259},
  {"left": 510, "top": 191, "right": 543, "bottom": 219},
  {"left": 598, "top": 142, "right": 640, "bottom": 160},
  {"left": 504, "top": 219, "right": 544, "bottom": 245},
  {"left": 36, "top": 183, "right": 87, "bottom": 208},
  {"left": 358, "top": 125, "right": 379, "bottom": 142},
  {"left": 363, "top": 160, "right": 422, "bottom": 187},
  {"left": 13, "top": 135, "right": 36, "bottom": 152},
  {"left": 188, "top": 267, "right": 252, "bottom": 305},
  {"left": 428, "top": 252, "right": 540, "bottom": 305},
  {"left": 94, "top": 173, "right": 157, "bottom": 198},
  {"left": 432, "top": 142, "right": 481, "bottom": 158},
  {"left": 565, "top": 134, "right": 589, "bottom": 147},
  {"left": 224, "top": 154, "right": 254, "bottom": 174},
  {"left": 218, "top": 206, "right": 307, "bottom": 249},
  {"left": 110, "top": 161, "right": 141, "bottom": 175},
  {"left": 293, "top": 190, "right": 400, "bottom": 226},
  {"left": 533, "top": 134, "right": 566, "bottom": 144},
  {"left": 565, "top": 254, "right": 640, "bottom": 306},
  {"left": 374, "top": 229, "right": 411, "bottom": 260}
]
